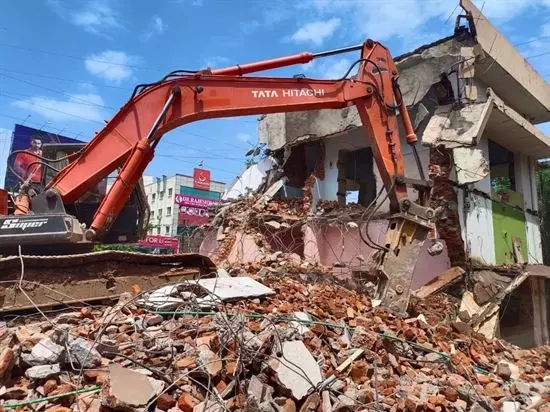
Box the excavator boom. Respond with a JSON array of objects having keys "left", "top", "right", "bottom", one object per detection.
[{"left": 1, "top": 39, "right": 436, "bottom": 313}]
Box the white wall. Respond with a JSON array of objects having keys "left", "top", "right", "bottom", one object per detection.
[
  {"left": 223, "top": 157, "right": 275, "bottom": 200},
  {"left": 471, "top": 136, "right": 492, "bottom": 194},
  {"left": 457, "top": 188, "right": 496, "bottom": 264},
  {"left": 312, "top": 127, "right": 430, "bottom": 212},
  {"left": 526, "top": 213, "right": 543, "bottom": 264},
  {"left": 511, "top": 153, "right": 543, "bottom": 263},
  {"left": 144, "top": 176, "right": 178, "bottom": 236}
]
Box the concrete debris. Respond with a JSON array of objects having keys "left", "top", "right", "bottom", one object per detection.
[
  {"left": 25, "top": 363, "right": 61, "bottom": 379},
  {"left": 0, "top": 267, "right": 547, "bottom": 411},
  {"left": 247, "top": 375, "right": 274, "bottom": 403},
  {"left": 270, "top": 340, "right": 323, "bottom": 400},
  {"left": 105, "top": 363, "right": 156, "bottom": 408},
  {"left": 67, "top": 337, "right": 102, "bottom": 368},
  {"left": 453, "top": 147, "right": 489, "bottom": 184},
  {"left": 138, "top": 276, "right": 275, "bottom": 311},
  {"left": 265, "top": 220, "right": 282, "bottom": 230},
  {"left": 290, "top": 312, "right": 311, "bottom": 334},
  {"left": 197, "top": 346, "right": 222, "bottom": 377},
  {"left": 423, "top": 102, "right": 491, "bottom": 149},
  {"left": 198, "top": 276, "right": 276, "bottom": 301},
  {"left": 27, "top": 338, "right": 65, "bottom": 365}
]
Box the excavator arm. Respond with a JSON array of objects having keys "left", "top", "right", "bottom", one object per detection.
[{"left": 6, "top": 40, "right": 437, "bottom": 313}]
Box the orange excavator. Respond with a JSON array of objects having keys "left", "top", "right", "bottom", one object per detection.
[{"left": 0, "top": 39, "right": 436, "bottom": 313}]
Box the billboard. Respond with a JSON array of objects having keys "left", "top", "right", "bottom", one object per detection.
[
  {"left": 193, "top": 168, "right": 211, "bottom": 190},
  {"left": 137, "top": 235, "right": 179, "bottom": 253},
  {"left": 177, "top": 185, "right": 221, "bottom": 226},
  {"left": 3, "top": 124, "right": 83, "bottom": 190}
]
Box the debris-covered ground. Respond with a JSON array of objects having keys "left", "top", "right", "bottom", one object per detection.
[{"left": 0, "top": 258, "right": 549, "bottom": 412}]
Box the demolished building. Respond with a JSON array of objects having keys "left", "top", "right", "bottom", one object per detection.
[{"left": 204, "top": 0, "right": 550, "bottom": 347}]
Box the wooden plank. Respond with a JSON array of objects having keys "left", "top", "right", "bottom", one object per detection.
[
  {"left": 530, "top": 277, "right": 545, "bottom": 346},
  {"left": 470, "top": 271, "right": 530, "bottom": 328},
  {"left": 322, "top": 391, "right": 332, "bottom": 412},
  {"left": 540, "top": 279, "right": 550, "bottom": 345},
  {"left": 335, "top": 348, "right": 364, "bottom": 372},
  {"left": 415, "top": 267, "right": 465, "bottom": 299}
]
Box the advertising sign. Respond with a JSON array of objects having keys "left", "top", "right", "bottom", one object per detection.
[
  {"left": 137, "top": 235, "right": 179, "bottom": 252},
  {"left": 193, "top": 168, "right": 211, "bottom": 190},
  {"left": 176, "top": 194, "right": 220, "bottom": 226},
  {"left": 180, "top": 186, "right": 220, "bottom": 200},
  {"left": 175, "top": 194, "right": 220, "bottom": 208},
  {"left": 4, "top": 124, "right": 83, "bottom": 190},
  {"left": 177, "top": 205, "right": 210, "bottom": 225}
]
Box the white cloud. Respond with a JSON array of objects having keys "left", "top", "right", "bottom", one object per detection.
[
  {"left": 0, "top": 128, "right": 12, "bottom": 188},
  {"left": 309, "top": 1, "right": 451, "bottom": 42},
  {"left": 85, "top": 51, "right": 140, "bottom": 83},
  {"left": 142, "top": 16, "right": 165, "bottom": 40},
  {"left": 291, "top": 18, "right": 341, "bottom": 45},
  {"left": 12, "top": 94, "right": 105, "bottom": 123},
  {"left": 300, "top": 0, "right": 550, "bottom": 45},
  {"left": 70, "top": 0, "right": 121, "bottom": 35},
  {"left": 237, "top": 133, "right": 251, "bottom": 143},
  {"left": 307, "top": 57, "right": 352, "bottom": 79},
  {"left": 472, "top": 0, "right": 547, "bottom": 21},
  {"left": 48, "top": 0, "right": 122, "bottom": 36}
]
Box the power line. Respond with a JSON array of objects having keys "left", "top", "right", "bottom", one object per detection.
[
  {"left": 155, "top": 154, "right": 242, "bottom": 177},
  {"left": 1, "top": 94, "right": 251, "bottom": 158},
  {"left": 169, "top": 129, "right": 251, "bottom": 151},
  {"left": 526, "top": 50, "right": 550, "bottom": 59},
  {"left": 160, "top": 140, "right": 246, "bottom": 160},
  {"left": 0, "top": 88, "right": 105, "bottom": 108},
  {"left": 0, "top": 66, "right": 132, "bottom": 91},
  {"left": 0, "top": 113, "right": 85, "bottom": 139},
  {"left": 514, "top": 35, "right": 550, "bottom": 47},
  {"left": 0, "top": 72, "right": 116, "bottom": 110},
  {"left": 0, "top": 95, "right": 252, "bottom": 161},
  {"left": 0, "top": 42, "right": 159, "bottom": 72},
  {"left": 156, "top": 153, "right": 245, "bottom": 165},
  {"left": 0, "top": 92, "right": 103, "bottom": 123}
]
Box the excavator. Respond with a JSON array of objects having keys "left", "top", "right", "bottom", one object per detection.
[{"left": 0, "top": 39, "right": 437, "bottom": 314}]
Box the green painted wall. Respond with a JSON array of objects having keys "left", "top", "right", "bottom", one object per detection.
[{"left": 492, "top": 190, "right": 528, "bottom": 264}]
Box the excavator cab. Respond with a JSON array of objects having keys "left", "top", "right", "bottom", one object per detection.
[{"left": 0, "top": 142, "right": 148, "bottom": 255}]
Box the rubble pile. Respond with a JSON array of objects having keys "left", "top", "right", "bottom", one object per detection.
[
  {"left": 210, "top": 192, "right": 379, "bottom": 268},
  {"left": 0, "top": 272, "right": 548, "bottom": 411}
]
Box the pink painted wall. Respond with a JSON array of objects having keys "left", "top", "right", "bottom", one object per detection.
[
  {"left": 304, "top": 219, "right": 450, "bottom": 289},
  {"left": 201, "top": 220, "right": 450, "bottom": 289}
]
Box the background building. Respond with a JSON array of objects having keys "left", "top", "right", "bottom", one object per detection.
[{"left": 144, "top": 169, "right": 225, "bottom": 237}]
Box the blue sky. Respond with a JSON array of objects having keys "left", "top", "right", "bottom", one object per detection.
[{"left": 0, "top": 0, "right": 549, "bottom": 186}]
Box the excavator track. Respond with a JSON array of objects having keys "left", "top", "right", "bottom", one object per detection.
[{"left": 0, "top": 251, "right": 216, "bottom": 314}]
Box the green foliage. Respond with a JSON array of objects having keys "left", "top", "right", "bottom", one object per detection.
[
  {"left": 537, "top": 168, "right": 550, "bottom": 264},
  {"left": 93, "top": 243, "right": 139, "bottom": 252},
  {"left": 491, "top": 176, "right": 512, "bottom": 193}
]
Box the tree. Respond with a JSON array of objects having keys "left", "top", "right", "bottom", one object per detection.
[{"left": 537, "top": 167, "right": 550, "bottom": 264}]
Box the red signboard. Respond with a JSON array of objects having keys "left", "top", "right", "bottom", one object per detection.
[
  {"left": 137, "top": 235, "right": 179, "bottom": 253},
  {"left": 193, "top": 168, "right": 211, "bottom": 190},
  {"left": 175, "top": 191, "right": 220, "bottom": 226}
]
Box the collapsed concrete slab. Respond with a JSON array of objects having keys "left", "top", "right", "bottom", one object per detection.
[{"left": 269, "top": 340, "right": 323, "bottom": 401}]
